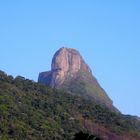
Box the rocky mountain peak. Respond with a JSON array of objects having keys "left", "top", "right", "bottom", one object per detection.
[
  {"left": 51, "top": 47, "right": 91, "bottom": 74},
  {"left": 39, "top": 47, "right": 92, "bottom": 88},
  {"left": 38, "top": 47, "right": 116, "bottom": 111}
]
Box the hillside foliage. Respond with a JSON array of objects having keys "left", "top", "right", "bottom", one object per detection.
[{"left": 0, "top": 70, "right": 140, "bottom": 140}]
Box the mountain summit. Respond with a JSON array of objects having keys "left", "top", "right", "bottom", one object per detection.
[
  {"left": 38, "top": 47, "right": 115, "bottom": 110},
  {"left": 39, "top": 47, "right": 91, "bottom": 87}
]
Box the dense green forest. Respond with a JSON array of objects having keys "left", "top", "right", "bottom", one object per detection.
[{"left": 0, "top": 70, "right": 140, "bottom": 140}]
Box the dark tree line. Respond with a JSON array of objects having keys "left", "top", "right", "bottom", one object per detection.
[{"left": 73, "top": 131, "right": 101, "bottom": 140}]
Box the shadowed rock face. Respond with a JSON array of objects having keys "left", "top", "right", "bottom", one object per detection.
[{"left": 38, "top": 47, "right": 117, "bottom": 111}]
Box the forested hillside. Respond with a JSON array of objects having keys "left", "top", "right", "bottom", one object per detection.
[{"left": 0, "top": 71, "right": 140, "bottom": 140}]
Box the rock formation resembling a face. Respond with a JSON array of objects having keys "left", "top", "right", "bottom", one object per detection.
[
  {"left": 38, "top": 47, "right": 92, "bottom": 87},
  {"left": 38, "top": 47, "right": 116, "bottom": 112},
  {"left": 51, "top": 48, "right": 85, "bottom": 86}
]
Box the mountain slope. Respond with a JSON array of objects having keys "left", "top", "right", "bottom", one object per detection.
[
  {"left": 0, "top": 70, "right": 140, "bottom": 140},
  {"left": 38, "top": 47, "right": 115, "bottom": 110}
]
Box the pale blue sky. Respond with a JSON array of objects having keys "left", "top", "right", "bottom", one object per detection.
[{"left": 0, "top": 0, "right": 140, "bottom": 116}]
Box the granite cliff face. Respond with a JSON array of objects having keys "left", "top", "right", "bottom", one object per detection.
[
  {"left": 38, "top": 47, "right": 115, "bottom": 110},
  {"left": 52, "top": 47, "right": 90, "bottom": 85},
  {"left": 39, "top": 47, "right": 91, "bottom": 88}
]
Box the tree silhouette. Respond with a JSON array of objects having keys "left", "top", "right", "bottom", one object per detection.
[{"left": 73, "top": 131, "right": 101, "bottom": 140}]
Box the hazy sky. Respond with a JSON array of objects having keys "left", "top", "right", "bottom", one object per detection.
[{"left": 0, "top": 0, "right": 140, "bottom": 116}]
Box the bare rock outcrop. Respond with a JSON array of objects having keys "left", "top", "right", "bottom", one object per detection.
[
  {"left": 39, "top": 47, "right": 91, "bottom": 87},
  {"left": 38, "top": 47, "right": 117, "bottom": 111}
]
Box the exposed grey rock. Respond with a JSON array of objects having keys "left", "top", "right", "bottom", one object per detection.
[
  {"left": 38, "top": 47, "right": 91, "bottom": 87},
  {"left": 38, "top": 47, "right": 118, "bottom": 112}
]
